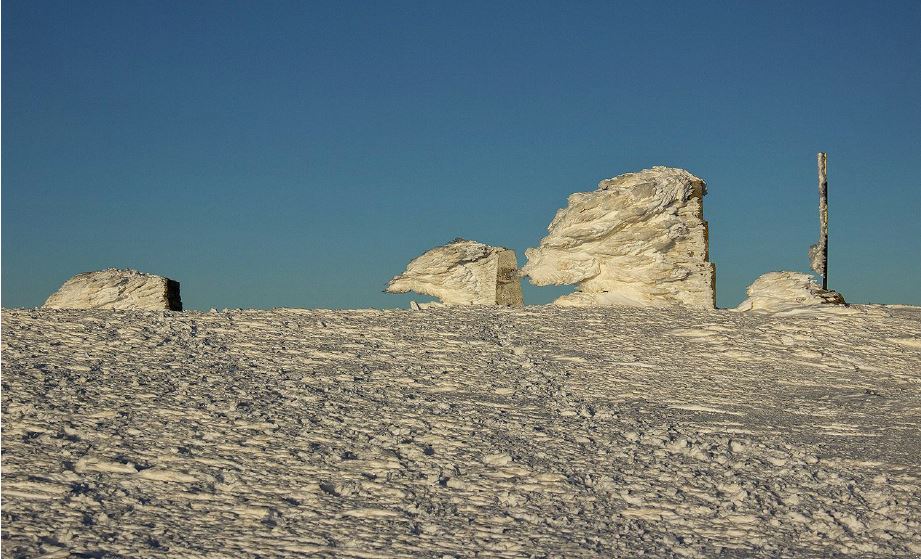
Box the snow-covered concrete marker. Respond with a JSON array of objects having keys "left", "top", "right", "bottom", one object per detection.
[
  {"left": 43, "top": 268, "right": 182, "bottom": 311},
  {"left": 386, "top": 238, "right": 523, "bottom": 306},
  {"left": 523, "top": 166, "right": 716, "bottom": 307},
  {"left": 735, "top": 271, "right": 846, "bottom": 313}
]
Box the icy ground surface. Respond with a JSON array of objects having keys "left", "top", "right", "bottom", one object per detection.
[{"left": 2, "top": 305, "right": 920, "bottom": 558}]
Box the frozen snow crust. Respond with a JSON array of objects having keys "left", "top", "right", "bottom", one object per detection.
[
  {"left": 523, "top": 166, "right": 715, "bottom": 308},
  {"left": 3, "top": 304, "right": 920, "bottom": 557}
]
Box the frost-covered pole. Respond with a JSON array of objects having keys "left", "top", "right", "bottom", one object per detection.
[{"left": 809, "top": 152, "right": 829, "bottom": 290}]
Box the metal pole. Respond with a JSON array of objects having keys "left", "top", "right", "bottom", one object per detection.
[{"left": 817, "top": 152, "right": 828, "bottom": 290}]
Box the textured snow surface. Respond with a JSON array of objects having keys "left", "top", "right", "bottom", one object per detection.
[
  {"left": 2, "top": 305, "right": 920, "bottom": 558},
  {"left": 523, "top": 167, "right": 715, "bottom": 308},
  {"left": 736, "top": 272, "right": 846, "bottom": 313},
  {"left": 43, "top": 268, "right": 182, "bottom": 311},
  {"left": 386, "top": 239, "right": 523, "bottom": 306}
]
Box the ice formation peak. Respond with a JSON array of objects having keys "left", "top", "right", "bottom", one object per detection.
[
  {"left": 43, "top": 268, "right": 182, "bottom": 311},
  {"left": 735, "top": 271, "right": 846, "bottom": 313},
  {"left": 386, "top": 239, "right": 523, "bottom": 306},
  {"left": 522, "top": 166, "right": 715, "bottom": 307}
]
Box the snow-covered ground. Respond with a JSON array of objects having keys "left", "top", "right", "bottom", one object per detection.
[{"left": 2, "top": 304, "right": 920, "bottom": 557}]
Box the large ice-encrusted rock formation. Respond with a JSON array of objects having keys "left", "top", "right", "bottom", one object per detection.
[
  {"left": 522, "top": 166, "right": 715, "bottom": 307},
  {"left": 43, "top": 268, "right": 182, "bottom": 311},
  {"left": 735, "top": 271, "right": 846, "bottom": 313},
  {"left": 386, "top": 239, "right": 523, "bottom": 306}
]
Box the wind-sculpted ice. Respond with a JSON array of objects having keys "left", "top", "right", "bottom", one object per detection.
[
  {"left": 386, "top": 238, "right": 523, "bottom": 306},
  {"left": 735, "top": 271, "right": 846, "bottom": 313},
  {"left": 523, "top": 166, "right": 715, "bottom": 307},
  {"left": 43, "top": 268, "right": 182, "bottom": 311}
]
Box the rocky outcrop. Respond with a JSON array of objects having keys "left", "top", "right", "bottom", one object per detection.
[
  {"left": 43, "top": 268, "right": 182, "bottom": 311},
  {"left": 386, "top": 239, "right": 523, "bottom": 306},
  {"left": 522, "top": 166, "right": 715, "bottom": 307},
  {"left": 735, "top": 271, "right": 845, "bottom": 313}
]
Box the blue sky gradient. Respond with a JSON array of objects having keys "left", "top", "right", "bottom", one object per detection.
[{"left": 4, "top": 1, "right": 920, "bottom": 309}]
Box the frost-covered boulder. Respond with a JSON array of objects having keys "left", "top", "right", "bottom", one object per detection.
[
  {"left": 735, "top": 272, "right": 845, "bottom": 313},
  {"left": 522, "top": 166, "right": 715, "bottom": 307},
  {"left": 386, "top": 239, "right": 523, "bottom": 306},
  {"left": 43, "top": 268, "right": 182, "bottom": 311}
]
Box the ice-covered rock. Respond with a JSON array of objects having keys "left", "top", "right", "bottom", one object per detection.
[
  {"left": 735, "top": 271, "right": 845, "bottom": 313},
  {"left": 522, "top": 166, "right": 715, "bottom": 307},
  {"left": 43, "top": 268, "right": 182, "bottom": 311},
  {"left": 386, "top": 239, "right": 523, "bottom": 306}
]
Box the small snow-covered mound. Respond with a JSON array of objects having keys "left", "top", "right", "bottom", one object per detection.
[
  {"left": 43, "top": 268, "right": 182, "bottom": 311},
  {"left": 386, "top": 238, "right": 523, "bottom": 306},
  {"left": 735, "top": 271, "right": 845, "bottom": 313}
]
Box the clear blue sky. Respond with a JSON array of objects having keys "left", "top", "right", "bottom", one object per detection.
[{"left": 3, "top": 1, "right": 920, "bottom": 310}]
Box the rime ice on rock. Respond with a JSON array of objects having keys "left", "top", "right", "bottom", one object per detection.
[
  {"left": 522, "top": 166, "right": 716, "bottom": 307},
  {"left": 735, "top": 271, "right": 845, "bottom": 313},
  {"left": 43, "top": 268, "right": 182, "bottom": 311},
  {"left": 386, "top": 239, "right": 523, "bottom": 306}
]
